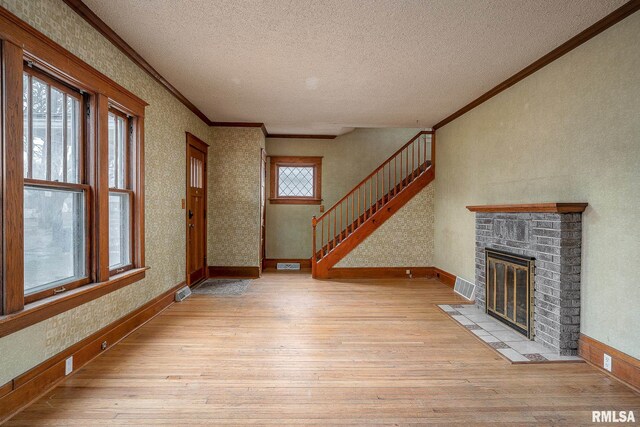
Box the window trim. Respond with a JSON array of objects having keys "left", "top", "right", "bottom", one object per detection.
[
  {"left": 0, "top": 10, "right": 147, "bottom": 335},
  {"left": 269, "top": 156, "right": 322, "bottom": 205},
  {"left": 107, "top": 108, "right": 135, "bottom": 276}
]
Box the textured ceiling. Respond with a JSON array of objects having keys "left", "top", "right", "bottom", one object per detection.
[{"left": 82, "top": 0, "right": 625, "bottom": 134}]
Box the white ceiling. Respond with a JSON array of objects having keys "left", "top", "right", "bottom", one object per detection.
[{"left": 82, "top": 0, "right": 625, "bottom": 135}]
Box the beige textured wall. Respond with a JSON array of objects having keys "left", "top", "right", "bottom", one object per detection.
[
  {"left": 434, "top": 12, "right": 640, "bottom": 358},
  {"left": 208, "top": 127, "right": 265, "bottom": 267},
  {"left": 265, "top": 128, "right": 420, "bottom": 259},
  {"left": 336, "top": 183, "right": 434, "bottom": 267},
  {"left": 0, "top": 0, "right": 213, "bottom": 384}
]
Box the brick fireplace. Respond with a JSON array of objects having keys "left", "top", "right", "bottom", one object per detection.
[{"left": 466, "top": 203, "right": 587, "bottom": 355}]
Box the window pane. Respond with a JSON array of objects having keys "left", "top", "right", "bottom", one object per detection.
[
  {"left": 66, "top": 96, "right": 80, "bottom": 183},
  {"left": 117, "top": 116, "right": 125, "bottom": 188},
  {"left": 23, "top": 73, "right": 29, "bottom": 177},
  {"left": 109, "top": 192, "right": 131, "bottom": 269},
  {"left": 50, "top": 88, "right": 64, "bottom": 182},
  {"left": 31, "top": 78, "right": 48, "bottom": 180},
  {"left": 278, "top": 166, "right": 314, "bottom": 197},
  {"left": 108, "top": 113, "right": 126, "bottom": 189},
  {"left": 24, "top": 186, "right": 86, "bottom": 294}
]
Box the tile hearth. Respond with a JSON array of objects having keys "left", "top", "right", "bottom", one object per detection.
[{"left": 439, "top": 304, "right": 582, "bottom": 363}]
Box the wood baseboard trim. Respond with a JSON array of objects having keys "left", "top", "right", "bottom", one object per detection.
[
  {"left": 579, "top": 333, "right": 640, "bottom": 392},
  {"left": 0, "top": 281, "right": 184, "bottom": 423},
  {"left": 433, "top": 268, "right": 456, "bottom": 288},
  {"left": 263, "top": 259, "right": 311, "bottom": 270},
  {"left": 208, "top": 266, "right": 261, "bottom": 279},
  {"left": 325, "top": 267, "right": 435, "bottom": 279}
]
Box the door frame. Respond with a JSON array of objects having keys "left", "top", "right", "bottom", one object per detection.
[
  {"left": 185, "top": 132, "right": 209, "bottom": 286},
  {"left": 260, "top": 148, "right": 267, "bottom": 273}
]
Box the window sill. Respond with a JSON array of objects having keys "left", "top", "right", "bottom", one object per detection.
[
  {"left": 269, "top": 198, "right": 322, "bottom": 205},
  {"left": 0, "top": 267, "right": 148, "bottom": 339}
]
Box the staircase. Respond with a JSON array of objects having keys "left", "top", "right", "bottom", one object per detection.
[{"left": 312, "top": 131, "right": 435, "bottom": 278}]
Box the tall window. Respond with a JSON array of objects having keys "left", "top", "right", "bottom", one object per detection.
[
  {"left": 22, "top": 68, "right": 89, "bottom": 301},
  {"left": 108, "top": 110, "right": 133, "bottom": 274},
  {"left": 269, "top": 156, "right": 322, "bottom": 204}
]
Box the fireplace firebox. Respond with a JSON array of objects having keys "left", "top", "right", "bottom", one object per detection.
[{"left": 485, "top": 249, "right": 534, "bottom": 338}]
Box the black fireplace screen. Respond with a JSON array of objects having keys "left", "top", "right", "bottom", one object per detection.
[{"left": 485, "top": 249, "right": 534, "bottom": 338}]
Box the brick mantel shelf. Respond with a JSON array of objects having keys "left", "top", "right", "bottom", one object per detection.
[{"left": 466, "top": 203, "right": 588, "bottom": 213}]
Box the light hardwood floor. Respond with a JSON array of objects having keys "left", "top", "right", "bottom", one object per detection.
[{"left": 7, "top": 273, "right": 640, "bottom": 425}]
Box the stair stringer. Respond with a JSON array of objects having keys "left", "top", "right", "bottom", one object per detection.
[{"left": 314, "top": 167, "right": 434, "bottom": 278}]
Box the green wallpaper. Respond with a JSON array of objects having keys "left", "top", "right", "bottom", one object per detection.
[
  {"left": 0, "top": 0, "right": 212, "bottom": 384},
  {"left": 434, "top": 12, "right": 640, "bottom": 358}
]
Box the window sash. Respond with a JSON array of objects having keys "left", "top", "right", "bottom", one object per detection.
[
  {"left": 108, "top": 189, "right": 134, "bottom": 274},
  {"left": 277, "top": 165, "right": 316, "bottom": 198},
  {"left": 23, "top": 66, "right": 83, "bottom": 184},
  {"left": 269, "top": 156, "right": 323, "bottom": 204},
  {"left": 23, "top": 180, "right": 91, "bottom": 304}
]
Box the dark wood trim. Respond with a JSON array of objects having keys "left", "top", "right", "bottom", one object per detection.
[
  {"left": 263, "top": 259, "right": 312, "bottom": 270},
  {"left": 134, "top": 116, "right": 145, "bottom": 267},
  {"left": 1, "top": 40, "right": 25, "bottom": 314},
  {"left": 579, "top": 333, "right": 640, "bottom": 392},
  {"left": 314, "top": 168, "right": 435, "bottom": 278},
  {"left": 185, "top": 133, "right": 208, "bottom": 286},
  {"left": 0, "top": 268, "right": 148, "bottom": 339},
  {"left": 433, "top": 267, "right": 456, "bottom": 288},
  {"left": 325, "top": 267, "right": 435, "bottom": 279},
  {"left": 0, "top": 381, "right": 11, "bottom": 400},
  {"left": 212, "top": 122, "right": 268, "bottom": 136},
  {"left": 268, "top": 198, "right": 322, "bottom": 205},
  {"left": 269, "top": 156, "right": 323, "bottom": 204},
  {"left": 432, "top": 0, "right": 640, "bottom": 129},
  {"left": 0, "top": 280, "right": 183, "bottom": 424},
  {"left": 466, "top": 203, "right": 588, "bottom": 213},
  {"left": 208, "top": 266, "right": 260, "bottom": 279},
  {"left": 95, "top": 94, "right": 110, "bottom": 281},
  {"left": 60, "top": 0, "right": 208, "bottom": 124},
  {"left": 0, "top": 6, "right": 146, "bottom": 114},
  {"left": 266, "top": 134, "right": 337, "bottom": 139}
]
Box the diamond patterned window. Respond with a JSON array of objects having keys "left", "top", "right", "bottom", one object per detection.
[
  {"left": 278, "top": 166, "right": 314, "bottom": 197},
  {"left": 270, "top": 156, "right": 322, "bottom": 204}
]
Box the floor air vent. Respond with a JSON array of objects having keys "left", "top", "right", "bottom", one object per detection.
[
  {"left": 175, "top": 286, "right": 192, "bottom": 302},
  {"left": 277, "top": 263, "right": 300, "bottom": 270},
  {"left": 454, "top": 277, "right": 475, "bottom": 301}
]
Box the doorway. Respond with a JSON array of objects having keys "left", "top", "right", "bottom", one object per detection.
[
  {"left": 186, "top": 133, "right": 208, "bottom": 286},
  {"left": 260, "top": 149, "right": 267, "bottom": 273}
]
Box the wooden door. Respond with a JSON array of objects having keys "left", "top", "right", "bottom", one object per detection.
[
  {"left": 186, "top": 133, "right": 208, "bottom": 285},
  {"left": 260, "top": 149, "right": 267, "bottom": 272}
]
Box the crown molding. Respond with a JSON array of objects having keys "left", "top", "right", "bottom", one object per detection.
[
  {"left": 63, "top": 0, "right": 640, "bottom": 135},
  {"left": 266, "top": 134, "right": 337, "bottom": 139},
  {"left": 432, "top": 0, "right": 640, "bottom": 130}
]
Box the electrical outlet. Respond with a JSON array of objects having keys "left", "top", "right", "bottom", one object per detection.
[
  {"left": 406, "top": 269, "right": 411, "bottom": 275},
  {"left": 101, "top": 341, "right": 108, "bottom": 350},
  {"left": 603, "top": 353, "right": 612, "bottom": 372},
  {"left": 65, "top": 356, "right": 73, "bottom": 375}
]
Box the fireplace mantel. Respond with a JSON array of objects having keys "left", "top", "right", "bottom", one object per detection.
[{"left": 466, "top": 203, "right": 588, "bottom": 213}]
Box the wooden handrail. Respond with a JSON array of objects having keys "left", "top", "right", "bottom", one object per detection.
[
  {"left": 316, "top": 130, "right": 432, "bottom": 222},
  {"left": 312, "top": 130, "right": 434, "bottom": 264}
]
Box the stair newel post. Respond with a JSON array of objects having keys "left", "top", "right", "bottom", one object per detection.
[{"left": 312, "top": 216, "right": 317, "bottom": 275}]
